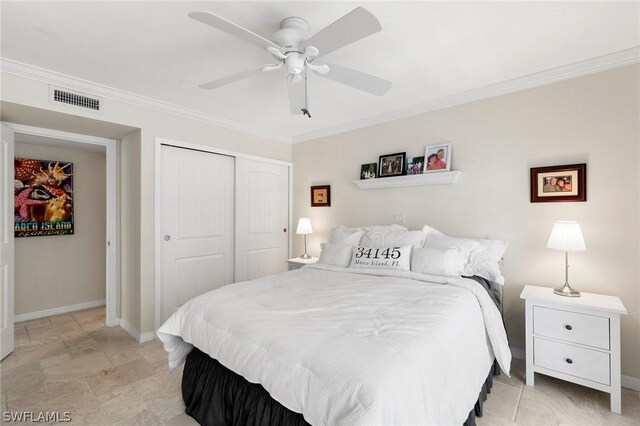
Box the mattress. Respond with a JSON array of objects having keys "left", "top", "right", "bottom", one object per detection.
[{"left": 158, "top": 264, "right": 511, "bottom": 425}]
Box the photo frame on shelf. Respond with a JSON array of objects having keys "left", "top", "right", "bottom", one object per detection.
[
  {"left": 378, "top": 152, "right": 406, "bottom": 178},
  {"left": 360, "top": 163, "right": 377, "bottom": 180},
  {"left": 424, "top": 143, "right": 452, "bottom": 173},
  {"left": 406, "top": 156, "right": 425, "bottom": 175},
  {"left": 530, "top": 163, "right": 587, "bottom": 203}
]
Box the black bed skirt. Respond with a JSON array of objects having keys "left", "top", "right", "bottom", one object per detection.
[{"left": 182, "top": 348, "right": 500, "bottom": 426}]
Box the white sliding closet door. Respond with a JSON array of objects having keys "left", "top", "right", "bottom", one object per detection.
[
  {"left": 235, "top": 158, "right": 289, "bottom": 282},
  {"left": 160, "top": 145, "right": 234, "bottom": 323}
]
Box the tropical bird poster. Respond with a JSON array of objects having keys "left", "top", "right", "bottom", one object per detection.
[{"left": 14, "top": 158, "right": 74, "bottom": 237}]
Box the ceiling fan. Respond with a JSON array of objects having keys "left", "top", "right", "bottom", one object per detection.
[{"left": 189, "top": 7, "right": 392, "bottom": 117}]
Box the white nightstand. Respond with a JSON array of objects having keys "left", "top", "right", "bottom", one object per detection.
[
  {"left": 521, "top": 285, "right": 627, "bottom": 414},
  {"left": 286, "top": 257, "right": 318, "bottom": 271}
]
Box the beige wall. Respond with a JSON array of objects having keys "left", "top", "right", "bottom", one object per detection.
[
  {"left": 1, "top": 70, "right": 292, "bottom": 336},
  {"left": 120, "top": 130, "right": 141, "bottom": 331},
  {"left": 292, "top": 65, "right": 640, "bottom": 379},
  {"left": 14, "top": 141, "right": 106, "bottom": 315}
]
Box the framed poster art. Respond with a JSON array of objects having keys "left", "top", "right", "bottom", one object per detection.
[
  {"left": 14, "top": 158, "right": 74, "bottom": 237},
  {"left": 311, "top": 185, "right": 331, "bottom": 207},
  {"left": 378, "top": 152, "right": 406, "bottom": 178},
  {"left": 530, "top": 163, "right": 587, "bottom": 203}
]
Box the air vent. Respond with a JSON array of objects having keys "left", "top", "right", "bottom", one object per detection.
[{"left": 49, "top": 86, "right": 102, "bottom": 113}]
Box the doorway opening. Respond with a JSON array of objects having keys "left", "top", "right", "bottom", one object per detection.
[{"left": 1, "top": 123, "right": 118, "bottom": 359}]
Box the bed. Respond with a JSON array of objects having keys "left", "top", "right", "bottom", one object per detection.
[{"left": 157, "top": 261, "right": 511, "bottom": 425}]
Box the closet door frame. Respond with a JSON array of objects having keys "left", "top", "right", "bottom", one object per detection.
[{"left": 153, "top": 137, "right": 292, "bottom": 331}]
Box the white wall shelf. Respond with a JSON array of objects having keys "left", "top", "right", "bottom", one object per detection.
[{"left": 352, "top": 171, "right": 462, "bottom": 189}]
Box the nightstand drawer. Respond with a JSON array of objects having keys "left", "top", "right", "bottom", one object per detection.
[
  {"left": 533, "top": 306, "right": 610, "bottom": 349},
  {"left": 534, "top": 337, "right": 610, "bottom": 385}
]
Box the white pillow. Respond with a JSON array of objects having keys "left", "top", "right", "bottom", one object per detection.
[
  {"left": 466, "top": 239, "right": 507, "bottom": 284},
  {"left": 360, "top": 227, "right": 422, "bottom": 248},
  {"left": 349, "top": 245, "right": 412, "bottom": 271},
  {"left": 422, "top": 233, "right": 480, "bottom": 272},
  {"left": 411, "top": 247, "right": 462, "bottom": 277},
  {"left": 318, "top": 243, "right": 353, "bottom": 267},
  {"left": 422, "top": 224, "right": 444, "bottom": 238},
  {"left": 329, "top": 226, "right": 365, "bottom": 246},
  {"left": 422, "top": 226, "right": 506, "bottom": 284}
]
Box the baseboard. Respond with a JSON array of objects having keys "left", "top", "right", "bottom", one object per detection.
[
  {"left": 119, "top": 318, "right": 141, "bottom": 341},
  {"left": 139, "top": 331, "right": 156, "bottom": 343},
  {"left": 510, "top": 346, "right": 526, "bottom": 360},
  {"left": 14, "top": 299, "right": 106, "bottom": 323},
  {"left": 622, "top": 375, "right": 640, "bottom": 391},
  {"left": 119, "top": 318, "right": 156, "bottom": 343},
  {"left": 510, "top": 346, "right": 639, "bottom": 391}
]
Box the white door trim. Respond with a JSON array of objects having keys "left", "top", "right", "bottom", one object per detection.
[
  {"left": 154, "top": 136, "right": 292, "bottom": 330},
  {"left": 4, "top": 122, "right": 119, "bottom": 327}
]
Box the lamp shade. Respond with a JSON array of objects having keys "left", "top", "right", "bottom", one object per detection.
[
  {"left": 547, "top": 221, "right": 586, "bottom": 252},
  {"left": 296, "top": 218, "right": 313, "bottom": 235}
]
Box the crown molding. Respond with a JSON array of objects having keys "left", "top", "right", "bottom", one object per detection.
[
  {"left": 3, "top": 47, "right": 638, "bottom": 147},
  {"left": 291, "top": 47, "right": 640, "bottom": 144},
  {"left": 0, "top": 58, "right": 291, "bottom": 144}
]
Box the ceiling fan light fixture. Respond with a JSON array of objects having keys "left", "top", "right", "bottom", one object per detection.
[{"left": 190, "top": 7, "right": 390, "bottom": 115}]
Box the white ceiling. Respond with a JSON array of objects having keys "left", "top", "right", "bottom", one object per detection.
[{"left": 2, "top": 1, "right": 639, "bottom": 143}]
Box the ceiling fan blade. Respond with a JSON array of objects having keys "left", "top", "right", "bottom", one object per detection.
[
  {"left": 316, "top": 62, "right": 391, "bottom": 96},
  {"left": 199, "top": 68, "right": 262, "bottom": 90},
  {"left": 287, "top": 75, "right": 305, "bottom": 115},
  {"left": 306, "top": 7, "right": 381, "bottom": 58},
  {"left": 189, "top": 11, "right": 283, "bottom": 52},
  {"left": 306, "top": 62, "right": 329, "bottom": 75},
  {"left": 267, "top": 46, "right": 288, "bottom": 60},
  {"left": 261, "top": 62, "right": 284, "bottom": 72}
]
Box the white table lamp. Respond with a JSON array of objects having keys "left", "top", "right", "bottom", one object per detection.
[
  {"left": 296, "top": 218, "right": 313, "bottom": 259},
  {"left": 547, "top": 221, "right": 586, "bottom": 297}
]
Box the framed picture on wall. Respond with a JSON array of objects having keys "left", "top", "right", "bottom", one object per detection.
[
  {"left": 378, "top": 152, "right": 406, "bottom": 178},
  {"left": 311, "top": 185, "right": 331, "bottom": 207},
  {"left": 14, "top": 158, "right": 74, "bottom": 237},
  {"left": 424, "top": 143, "right": 452, "bottom": 173},
  {"left": 530, "top": 163, "right": 587, "bottom": 203}
]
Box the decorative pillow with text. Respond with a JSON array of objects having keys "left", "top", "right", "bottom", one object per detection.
[{"left": 349, "top": 245, "right": 412, "bottom": 271}]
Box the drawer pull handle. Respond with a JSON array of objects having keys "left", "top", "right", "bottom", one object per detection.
[
  {"left": 565, "top": 358, "right": 573, "bottom": 364},
  {"left": 565, "top": 324, "right": 573, "bottom": 331}
]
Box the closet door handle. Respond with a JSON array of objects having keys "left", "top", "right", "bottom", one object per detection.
[
  {"left": 164, "top": 235, "right": 171, "bottom": 241},
  {"left": 283, "top": 228, "right": 287, "bottom": 233},
  {"left": 565, "top": 324, "right": 573, "bottom": 331}
]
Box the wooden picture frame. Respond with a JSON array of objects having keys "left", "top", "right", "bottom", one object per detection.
[
  {"left": 378, "top": 152, "right": 406, "bottom": 178},
  {"left": 530, "top": 163, "right": 587, "bottom": 203},
  {"left": 311, "top": 185, "right": 331, "bottom": 207}
]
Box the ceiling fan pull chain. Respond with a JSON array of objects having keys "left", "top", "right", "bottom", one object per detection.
[{"left": 302, "top": 68, "right": 311, "bottom": 118}]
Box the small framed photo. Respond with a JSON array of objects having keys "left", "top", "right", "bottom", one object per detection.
[
  {"left": 530, "top": 163, "right": 587, "bottom": 203},
  {"left": 311, "top": 185, "right": 331, "bottom": 207},
  {"left": 424, "top": 143, "right": 452, "bottom": 173},
  {"left": 378, "top": 152, "right": 406, "bottom": 178},
  {"left": 360, "top": 163, "right": 377, "bottom": 180},
  {"left": 406, "top": 156, "right": 425, "bottom": 175}
]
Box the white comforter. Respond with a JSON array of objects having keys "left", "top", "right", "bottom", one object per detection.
[{"left": 157, "top": 264, "right": 511, "bottom": 426}]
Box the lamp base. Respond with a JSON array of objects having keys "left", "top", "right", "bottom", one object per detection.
[
  {"left": 553, "top": 284, "right": 581, "bottom": 297},
  {"left": 299, "top": 252, "right": 312, "bottom": 259}
]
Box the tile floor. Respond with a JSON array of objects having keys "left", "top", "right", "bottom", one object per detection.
[{"left": 1, "top": 306, "right": 638, "bottom": 425}]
